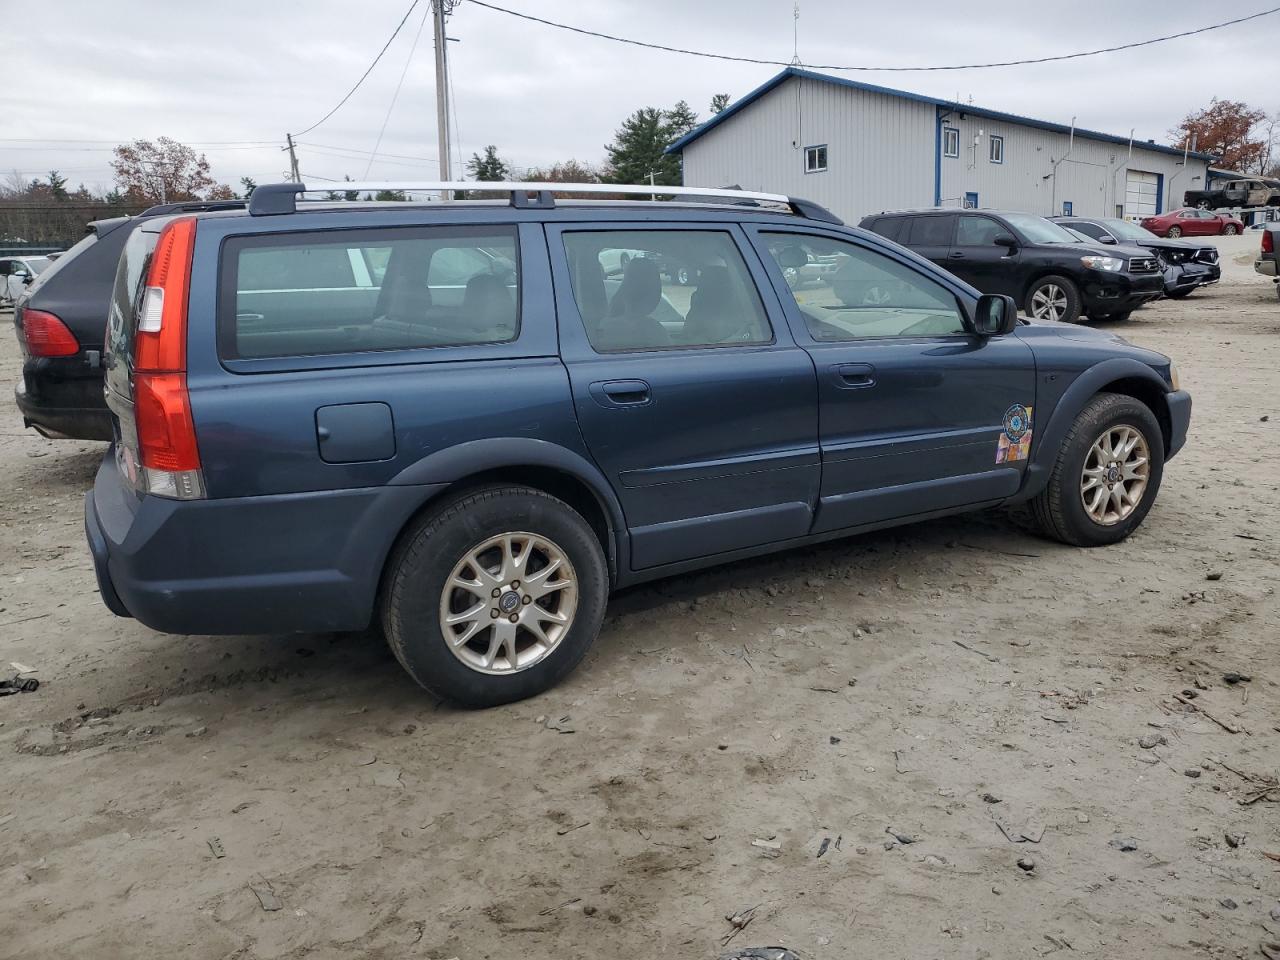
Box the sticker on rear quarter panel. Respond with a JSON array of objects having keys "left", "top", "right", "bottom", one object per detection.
[{"left": 997, "top": 404, "right": 1033, "bottom": 463}]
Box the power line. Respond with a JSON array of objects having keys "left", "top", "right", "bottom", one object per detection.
[
  {"left": 297, "top": 142, "right": 437, "bottom": 163},
  {"left": 0, "top": 138, "right": 279, "bottom": 146},
  {"left": 293, "top": 0, "right": 422, "bottom": 137},
  {"left": 365, "top": 3, "right": 433, "bottom": 177},
  {"left": 465, "top": 0, "right": 1280, "bottom": 71}
]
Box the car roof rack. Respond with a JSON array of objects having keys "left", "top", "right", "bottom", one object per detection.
[
  {"left": 246, "top": 181, "right": 843, "bottom": 225},
  {"left": 139, "top": 199, "right": 248, "bottom": 217}
]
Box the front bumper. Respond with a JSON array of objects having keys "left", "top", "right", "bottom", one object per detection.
[
  {"left": 84, "top": 450, "right": 447, "bottom": 635},
  {"left": 1081, "top": 272, "right": 1164, "bottom": 314},
  {"left": 1166, "top": 389, "right": 1192, "bottom": 461}
]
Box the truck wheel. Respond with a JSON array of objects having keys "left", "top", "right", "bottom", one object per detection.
[
  {"left": 1030, "top": 393, "right": 1165, "bottom": 547},
  {"left": 1025, "top": 275, "right": 1081, "bottom": 323},
  {"left": 1222, "top": 224, "right": 1238, "bottom": 236},
  {"left": 1167, "top": 226, "right": 1182, "bottom": 238},
  {"left": 1195, "top": 200, "right": 1211, "bottom": 210},
  {"left": 381, "top": 485, "right": 609, "bottom": 708}
]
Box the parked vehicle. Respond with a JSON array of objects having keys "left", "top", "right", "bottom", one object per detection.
[
  {"left": 1184, "top": 178, "right": 1280, "bottom": 211},
  {"left": 1053, "top": 216, "right": 1220, "bottom": 299},
  {"left": 12, "top": 200, "right": 245, "bottom": 440},
  {"left": 85, "top": 181, "right": 1191, "bottom": 707},
  {"left": 860, "top": 208, "right": 1163, "bottom": 323},
  {"left": 1256, "top": 223, "right": 1279, "bottom": 300},
  {"left": 1141, "top": 208, "right": 1245, "bottom": 238},
  {"left": 1, "top": 255, "right": 54, "bottom": 305}
]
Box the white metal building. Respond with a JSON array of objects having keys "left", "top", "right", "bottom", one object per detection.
[{"left": 669, "top": 68, "right": 1215, "bottom": 224}]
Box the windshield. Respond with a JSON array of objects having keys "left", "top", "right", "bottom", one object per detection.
[
  {"left": 1100, "top": 219, "right": 1158, "bottom": 242},
  {"left": 1001, "top": 213, "right": 1082, "bottom": 245},
  {"left": 26, "top": 257, "right": 52, "bottom": 274}
]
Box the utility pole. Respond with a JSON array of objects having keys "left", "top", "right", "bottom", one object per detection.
[
  {"left": 433, "top": 0, "right": 453, "bottom": 200},
  {"left": 285, "top": 134, "right": 301, "bottom": 183}
]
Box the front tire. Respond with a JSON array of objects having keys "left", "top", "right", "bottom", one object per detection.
[
  {"left": 1025, "top": 275, "right": 1082, "bottom": 323},
  {"left": 1030, "top": 393, "right": 1165, "bottom": 547},
  {"left": 381, "top": 485, "right": 609, "bottom": 708}
]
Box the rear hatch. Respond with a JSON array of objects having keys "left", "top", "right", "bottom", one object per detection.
[{"left": 104, "top": 216, "right": 205, "bottom": 500}]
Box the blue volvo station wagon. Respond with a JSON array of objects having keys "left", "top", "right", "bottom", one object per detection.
[{"left": 85, "top": 182, "right": 1191, "bottom": 707}]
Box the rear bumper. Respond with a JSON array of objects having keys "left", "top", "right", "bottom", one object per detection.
[
  {"left": 1257, "top": 258, "right": 1278, "bottom": 278},
  {"left": 84, "top": 450, "right": 446, "bottom": 635},
  {"left": 1166, "top": 390, "right": 1192, "bottom": 461},
  {"left": 15, "top": 366, "right": 112, "bottom": 440}
]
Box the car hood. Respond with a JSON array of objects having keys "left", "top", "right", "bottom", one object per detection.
[
  {"left": 1132, "top": 236, "right": 1203, "bottom": 252},
  {"left": 1015, "top": 317, "right": 1169, "bottom": 362},
  {"left": 1042, "top": 241, "right": 1140, "bottom": 259}
]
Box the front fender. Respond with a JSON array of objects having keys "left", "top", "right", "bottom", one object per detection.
[{"left": 1014, "top": 358, "right": 1173, "bottom": 503}]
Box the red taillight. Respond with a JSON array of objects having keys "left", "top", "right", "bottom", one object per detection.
[
  {"left": 1264, "top": 230, "right": 1274, "bottom": 254},
  {"left": 22, "top": 309, "right": 79, "bottom": 357},
  {"left": 134, "top": 372, "right": 201, "bottom": 471},
  {"left": 129, "top": 217, "right": 203, "bottom": 498}
]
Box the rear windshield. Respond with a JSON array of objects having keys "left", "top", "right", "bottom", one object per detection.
[
  {"left": 22, "top": 233, "right": 94, "bottom": 293},
  {"left": 104, "top": 223, "right": 161, "bottom": 400},
  {"left": 219, "top": 226, "right": 519, "bottom": 359}
]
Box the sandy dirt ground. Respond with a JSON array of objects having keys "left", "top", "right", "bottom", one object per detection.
[{"left": 1, "top": 235, "right": 1277, "bottom": 960}]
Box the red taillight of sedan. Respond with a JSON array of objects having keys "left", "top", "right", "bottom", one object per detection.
[
  {"left": 21, "top": 309, "right": 79, "bottom": 357},
  {"left": 1263, "top": 229, "right": 1274, "bottom": 254}
]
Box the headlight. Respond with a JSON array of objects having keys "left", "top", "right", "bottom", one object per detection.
[
  {"left": 1081, "top": 255, "right": 1123, "bottom": 272},
  {"left": 1168, "top": 364, "right": 1181, "bottom": 391}
]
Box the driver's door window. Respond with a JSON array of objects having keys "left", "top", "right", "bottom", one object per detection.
[{"left": 762, "top": 234, "right": 966, "bottom": 340}]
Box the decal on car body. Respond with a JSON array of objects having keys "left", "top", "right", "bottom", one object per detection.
[{"left": 997, "top": 404, "right": 1033, "bottom": 463}]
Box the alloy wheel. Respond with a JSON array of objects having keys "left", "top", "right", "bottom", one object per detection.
[
  {"left": 1080, "top": 424, "right": 1150, "bottom": 526},
  {"left": 1030, "top": 282, "right": 1069, "bottom": 321},
  {"left": 438, "top": 532, "right": 579, "bottom": 675},
  {"left": 1168, "top": 227, "right": 1182, "bottom": 238}
]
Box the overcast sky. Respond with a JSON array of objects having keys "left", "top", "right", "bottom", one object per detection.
[{"left": 8, "top": 0, "right": 1278, "bottom": 193}]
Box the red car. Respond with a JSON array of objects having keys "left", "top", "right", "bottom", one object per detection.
[{"left": 1141, "top": 208, "right": 1245, "bottom": 238}]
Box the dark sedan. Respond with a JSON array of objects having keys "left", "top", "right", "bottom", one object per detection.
[{"left": 1054, "top": 216, "right": 1220, "bottom": 299}]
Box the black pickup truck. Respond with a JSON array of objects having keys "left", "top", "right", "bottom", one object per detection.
[{"left": 1185, "top": 178, "right": 1280, "bottom": 211}]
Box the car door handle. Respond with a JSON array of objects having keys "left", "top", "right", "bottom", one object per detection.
[
  {"left": 590, "top": 379, "right": 652, "bottom": 408},
  {"left": 951, "top": 251, "right": 966, "bottom": 259},
  {"left": 830, "top": 363, "right": 875, "bottom": 389}
]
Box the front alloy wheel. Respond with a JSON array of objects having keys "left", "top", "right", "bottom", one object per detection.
[
  {"left": 1079, "top": 425, "right": 1150, "bottom": 525},
  {"left": 1223, "top": 224, "right": 1238, "bottom": 236},
  {"left": 1026, "top": 275, "right": 1081, "bottom": 323}
]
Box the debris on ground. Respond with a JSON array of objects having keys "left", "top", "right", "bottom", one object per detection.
[
  {"left": 981, "top": 792, "right": 1002, "bottom": 804},
  {"left": 0, "top": 673, "right": 39, "bottom": 696},
  {"left": 1222, "top": 672, "right": 1252, "bottom": 685},
  {"left": 751, "top": 837, "right": 781, "bottom": 858},
  {"left": 1184, "top": 769, "right": 1202, "bottom": 778},
  {"left": 721, "top": 906, "right": 758, "bottom": 946},
  {"left": 1138, "top": 733, "right": 1167, "bottom": 749},
  {"left": 1109, "top": 837, "right": 1139, "bottom": 852},
  {"left": 719, "top": 948, "right": 799, "bottom": 960},
  {"left": 993, "top": 815, "right": 1045, "bottom": 844},
  {"left": 249, "top": 878, "right": 282, "bottom": 911},
  {"left": 1205, "top": 571, "right": 1223, "bottom": 581},
  {"left": 206, "top": 837, "right": 225, "bottom": 859},
  {"left": 1016, "top": 857, "right": 1035, "bottom": 872},
  {"left": 885, "top": 827, "right": 917, "bottom": 844},
  {"left": 1223, "top": 832, "right": 1244, "bottom": 849},
  {"left": 816, "top": 836, "right": 831, "bottom": 858}
]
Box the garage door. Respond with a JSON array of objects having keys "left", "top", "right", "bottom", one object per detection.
[{"left": 1125, "top": 170, "right": 1160, "bottom": 219}]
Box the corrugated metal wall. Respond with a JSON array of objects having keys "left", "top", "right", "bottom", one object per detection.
[
  {"left": 938, "top": 111, "right": 1208, "bottom": 218},
  {"left": 681, "top": 76, "right": 936, "bottom": 221},
  {"left": 680, "top": 75, "right": 1210, "bottom": 223}
]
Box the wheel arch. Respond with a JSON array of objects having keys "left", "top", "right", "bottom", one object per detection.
[
  {"left": 383, "top": 438, "right": 627, "bottom": 588},
  {"left": 1021, "top": 270, "right": 1080, "bottom": 307},
  {"left": 1015, "top": 359, "right": 1172, "bottom": 503}
]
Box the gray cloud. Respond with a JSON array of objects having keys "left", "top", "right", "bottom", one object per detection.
[{"left": 8, "top": 0, "right": 1276, "bottom": 192}]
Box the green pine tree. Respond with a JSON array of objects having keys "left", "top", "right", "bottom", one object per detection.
[
  {"left": 466, "top": 145, "right": 510, "bottom": 182},
  {"left": 710, "top": 93, "right": 730, "bottom": 114}
]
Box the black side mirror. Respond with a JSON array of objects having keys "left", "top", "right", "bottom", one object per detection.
[
  {"left": 1098, "top": 234, "right": 1117, "bottom": 245},
  {"left": 21, "top": 273, "right": 33, "bottom": 285},
  {"left": 993, "top": 235, "right": 1018, "bottom": 251},
  {"left": 974, "top": 293, "right": 1018, "bottom": 337}
]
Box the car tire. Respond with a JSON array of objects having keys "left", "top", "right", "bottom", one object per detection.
[
  {"left": 1223, "top": 224, "right": 1238, "bottom": 236},
  {"left": 380, "top": 485, "right": 609, "bottom": 708},
  {"left": 1029, "top": 392, "right": 1165, "bottom": 547},
  {"left": 1167, "top": 226, "right": 1182, "bottom": 238},
  {"left": 1025, "top": 275, "right": 1082, "bottom": 324},
  {"left": 1195, "top": 201, "right": 1210, "bottom": 210}
]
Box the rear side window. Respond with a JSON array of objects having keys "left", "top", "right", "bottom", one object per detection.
[
  {"left": 907, "top": 215, "right": 955, "bottom": 246},
  {"left": 561, "top": 230, "right": 771, "bottom": 352},
  {"left": 867, "top": 217, "right": 905, "bottom": 242},
  {"left": 220, "top": 226, "right": 519, "bottom": 359}
]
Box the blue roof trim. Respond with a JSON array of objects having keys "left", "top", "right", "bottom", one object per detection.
[{"left": 666, "top": 67, "right": 1217, "bottom": 162}]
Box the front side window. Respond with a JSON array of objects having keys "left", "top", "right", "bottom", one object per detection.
[
  {"left": 763, "top": 233, "right": 966, "bottom": 341},
  {"left": 989, "top": 135, "right": 1004, "bottom": 163},
  {"left": 943, "top": 127, "right": 960, "bottom": 158},
  {"left": 907, "top": 215, "right": 956, "bottom": 247},
  {"left": 955, "top": 215, "right": 1006, "bottom": 246},
  {"left": 223, "top": 226, "right": 519, "bottom": 359},
  {"left": 562, "top": 230, "right": 771, "bottom": 353},
  {"left": 804, "top": 144, "right": 828, "bottom": 173}
]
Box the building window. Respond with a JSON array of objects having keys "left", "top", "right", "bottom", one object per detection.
[
  {"left": 964, "top": 192, "right": 979, "bottom": 209},
  {"left": 943, "top": 127, "right": 959, "bottom": 158},
  {"left": 1062, "top": 201, "right": 1073, "bottom": 216},
  {"left": 804, "top": 144, "right": 828, "bottom": 174},
  {"left": 989, "top": 135, "right": 1004, "bottom": 164}
]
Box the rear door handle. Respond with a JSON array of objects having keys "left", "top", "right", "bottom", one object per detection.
[
  {"left": 589, "top": 379, "right": 652, "bottom": 408},
  {"left": 950, "top": 251, "right": 966, "bottom": 259},
  {"left": 830, "top": 363, "right": 876, "bottom": 389}
]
